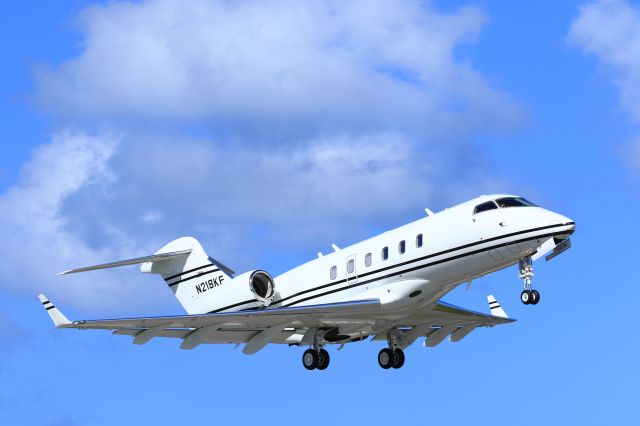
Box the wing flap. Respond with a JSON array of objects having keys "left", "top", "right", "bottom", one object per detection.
[
  {"left": 53, "top": 299, "right": 381, "bottom": 331},
  {"left": 431, "top": 300, "right": 515, "bottom": 324},
  {"left": 113, "top": 328, "right": 191, "bottom": 339}
]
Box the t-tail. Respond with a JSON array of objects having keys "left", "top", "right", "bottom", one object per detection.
[{"left": 58, "top": 237, "right": 237, "bottom": 314}]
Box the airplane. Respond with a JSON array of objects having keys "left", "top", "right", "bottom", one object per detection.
[{"left": 39, "top": 194, "right": 575, "bottom": 370}]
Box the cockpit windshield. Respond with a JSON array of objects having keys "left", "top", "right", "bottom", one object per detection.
[
  {"left": 473, "top": 197, "right": 536, "bottom": 214},
  {"left": 495, "top": 197, "right": 537, "bottom": 208},
  {"left": 473, "top": 201, "right": 498, "bottom": 214}
]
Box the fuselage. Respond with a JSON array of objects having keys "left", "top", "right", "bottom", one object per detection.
[{"left": 264, "top": 194, "right": 574, "bottom": 313}]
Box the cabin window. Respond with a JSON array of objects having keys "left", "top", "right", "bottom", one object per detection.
[
  {"left": 381, "top": 246, "right": 389, "bottom": 261},
  {"left": 347, "top": 259, "right": 355, "bottom": 274},
  {"left": 473, "top": 201, "right": 498, "bottom": 214},
  {"left": 365, "top": 253, "right": 372, "bottom": 267},
  {"left": 416, "top": 234, "right": 423, "bottom": 248},
  {"left": 330, "top": 266, "right": 337, "bottom": 280},
  {"left": 399, "top": 240, "right": 406, "bottom": 254}
]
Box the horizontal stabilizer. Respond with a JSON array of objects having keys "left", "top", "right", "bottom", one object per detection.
[
  {"left": 38, "top": 294, "right": 71, "bottom": 328},
  {"left": 208, "top": 256, "right": 236, "bottom": 277},
  {"left": 58, "top": 249, "right": 192, "bottom": 275}
]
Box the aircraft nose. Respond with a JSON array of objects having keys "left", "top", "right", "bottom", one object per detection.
[{"left": 552, "top": 212, "right": 575, "bottom": 233}]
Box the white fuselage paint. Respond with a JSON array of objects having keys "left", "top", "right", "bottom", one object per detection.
[{"left": 208, "top": 194, "right": 575, "bottom": 315}]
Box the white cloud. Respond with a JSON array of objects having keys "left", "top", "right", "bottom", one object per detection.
[
  {"left": 0, "top": 130, "right": 505, "bottom": 312},
  {"left": 141, "top": 210, "right": 164, "bottom": 224},
  {"left": 1, "top": 0, "right": 523, "bottom": 312},
  {"left": 0, "top": 131, "right": 117, "bottom": 262},
  {"left": 0, "top": 131, "right": 162, "bottom": 313},
  {"left": 569, "top": 0, "right": 640, "bottom": 122},
  {"left": 35, "top": 0, "right": 521, "bottom": 136},
  {"left": 569, "top": 0, "right": 640, "bottom": 169}
]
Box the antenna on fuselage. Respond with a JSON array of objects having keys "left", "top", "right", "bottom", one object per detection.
[
  {"left": 331, "top": 244, "right": 340, "bottom": 252},
  {"left": 425, "top": 208, "right": 434, "bottom": 216}
]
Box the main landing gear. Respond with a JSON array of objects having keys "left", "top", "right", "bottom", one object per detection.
[
  {"left": 302, "top": 348, "right": 330, "bottom": 370},
  {"left": 302, "top": 331, "right": 330, "bottom": 371},
  {"left": 301, "top": 329, "right": 408, "bottom": 371},
  {"left": 519, "top": 257, "right": 540, "bottom": 305},
  {"left": 378, "top": 348, "right": 405, "bottom": 369},
  {"left": 378, "top": 329, "right": 405, "bottom": 369}
]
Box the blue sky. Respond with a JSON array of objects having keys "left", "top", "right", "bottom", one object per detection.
[{"left": 1, "top": 1, "right": 639, "bottom": 425}]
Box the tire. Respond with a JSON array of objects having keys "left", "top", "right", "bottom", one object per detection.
[
  {"left": 520, "top": 290, "right": 531, "bottom": 305},
  {"left": 302, "top": 349, "right": 318, "bottom": 370},
  {"left": 392, "top": 349, "right": 405, "bottom": 369},
  {"left": 531, "top": 290, "right": 540, "bottom": 305},
  {"left": 378, "top": 348, "right": 394, "bottom": 369},
  {"left": 317, "top": 349, "right": 330, "bottom": 370}
]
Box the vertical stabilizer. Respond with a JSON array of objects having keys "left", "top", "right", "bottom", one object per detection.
[{"left": 141, "top": 237, "right": 233, "bottom": 314}]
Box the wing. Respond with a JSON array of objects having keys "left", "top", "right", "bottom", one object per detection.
[
  {"left": 388, "top": 295, "right": 515, "bottom": 348},
  {"left": 38, "top": 293, "right": 513, "bottom": 353},
  {"left": 38, "top": 294, "right": 381, "bottom": 352}
]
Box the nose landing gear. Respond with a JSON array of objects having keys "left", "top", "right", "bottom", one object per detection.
[
  {"left": 520, "top": 289, "right": 540, "bottom": 305},
  {"left": 519, "top": 257, "right": 540, "bottom": 305}
]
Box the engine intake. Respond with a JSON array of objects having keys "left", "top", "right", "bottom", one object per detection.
[{"left": 249, "top": 270, "right": 275, "bottom": 306}]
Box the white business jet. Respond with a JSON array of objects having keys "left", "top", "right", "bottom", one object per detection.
[{"left": 40, "top": 194, "right": 574, "bottom": 370}]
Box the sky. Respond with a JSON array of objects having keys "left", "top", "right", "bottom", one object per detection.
[{"left": 0, "top": 0, "right": 639, "bottom": 425}]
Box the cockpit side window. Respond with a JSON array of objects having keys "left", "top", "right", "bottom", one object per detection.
[
  {"left": 495, "top": 197, "right": 537, "bottom": 208},
  {"left": 517, "top": 197, "right": 537, "bottom": 207},
  {"left": 473, "top": 201, "right": 498, "bottom": 214}
]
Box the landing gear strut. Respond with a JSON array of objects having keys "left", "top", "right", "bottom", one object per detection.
[
  {"left": 302, "top": 332, "right": 330, "bottom": 371},
  {"left": 378, "top": 330, "right": 405, "bottom": 369},
  {"left": 519, "top": 257, "right": 540, "bottom": 305}
]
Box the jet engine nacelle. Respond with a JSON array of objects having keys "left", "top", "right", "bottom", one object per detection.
[{"left": 233, "top": 270, "right": 276, "bottom": 307}]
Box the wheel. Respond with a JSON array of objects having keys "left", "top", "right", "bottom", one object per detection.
[
  {"left": 520, "top": 290, "right": 532, "bottom": 305},
  {"left": 317, "top": 349, "right": 330, "bottom": 370},
  {"left": 378, "top": 348, "right": 394, "bottom": 369},
  {"left": 531, "top": 290, "right": 540, "bottom": 305},
  {"left": 392, "top": 349, "right": 405, "bottom": 369},
  {"left": 302, "top": 349, "right": 318, "bottom": 370}
]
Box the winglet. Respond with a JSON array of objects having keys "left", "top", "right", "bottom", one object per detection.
[
  {"left": 37, "top": 294, "right": 71, "bottom": 328},
  {"left": 487, "top": 295, "right": 508, "bottom": 318}
]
